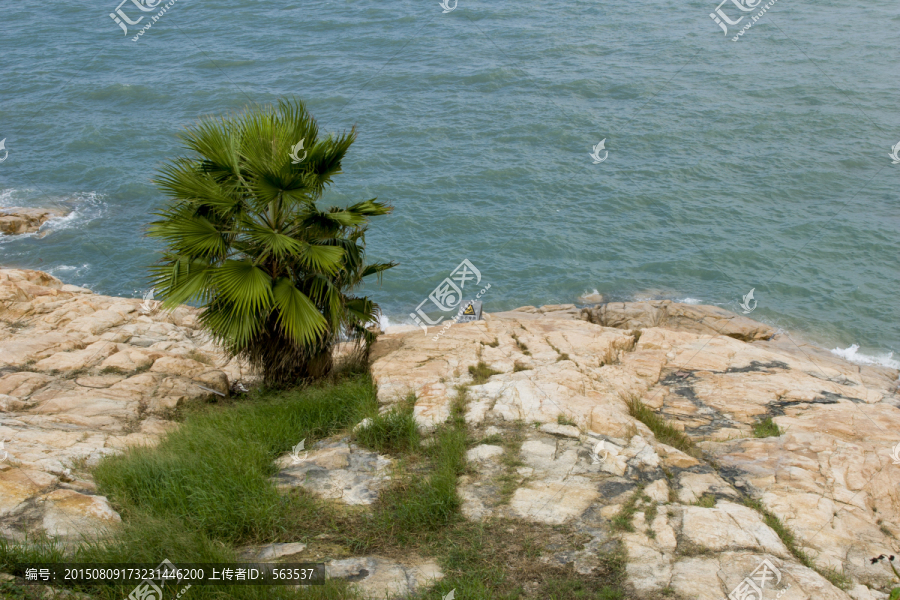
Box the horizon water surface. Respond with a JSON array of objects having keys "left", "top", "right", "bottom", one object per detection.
[{"left": 1, "top": 0, "right": 898, "bottom": 368}]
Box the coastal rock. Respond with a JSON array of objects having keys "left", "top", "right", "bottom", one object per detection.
[
  {"left": 577, "top": 291, "right": 605, "bottom": 305},
  {"left": 0, "top": 207, "right": 68, "bottom": 236},
  {"left": 582, "top": 300, "right": 775, "bottom": 341},
  {"left": 238, "top": 542, "right": 308, "bottom": 561},
  {"left": 0, "top": 268, "right": 242, "bottom": 541},
  {"left": 371, "top": 302, "right": 900, "bottom": 597},
  {"left": 325, "top": 556, "right": 443, "bottom": 598},
  {"left": 272, "top": 436, "right": 393, "bottom": 505},
  {"left": 4, "top": 266, "right": 899, "bottom": 599}
]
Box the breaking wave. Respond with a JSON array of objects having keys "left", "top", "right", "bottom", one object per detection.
[{"left": 830, "top": 344, "right": 900, "bottom": 370}]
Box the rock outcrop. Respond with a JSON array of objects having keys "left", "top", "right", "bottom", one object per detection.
[
  {"left": 371, "top": 303, "right": 900, "bottom": 599},
  {"left": 0, "top": 207, "right": 68, "bottom": 236},
  {"left": 272, "top": 436, "right": 393, "bottom": 505},
  {"left": 4, "top": 266, "right": 899, "bottom": 599},
  {"left": 0, "top": 268, "right": 243, "bottom": 542}
]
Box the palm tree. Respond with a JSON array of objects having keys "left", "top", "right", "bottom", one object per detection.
[{"left": 148, "top": 99, "right": 395, "bottom": 386}]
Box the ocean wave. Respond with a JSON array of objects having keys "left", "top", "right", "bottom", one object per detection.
[
  {"left": 0, "top": 188, "right": 32, "bottom": 205},
  {"left": 37, "top": 191, "right": 107, "bottom": 234},
  {"left": 830, "top": 344, "right": 900, "bottom": 370},
  {"left": 46, "top": 263, "right": 92, "bottom": 281},
  {"left": 379, "top": 314, "right": 395, "bottom": 330},
  {"left": 0, "top": 191, "right": 107, "bottom": 248}
]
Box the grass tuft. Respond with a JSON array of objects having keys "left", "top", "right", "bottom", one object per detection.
[
  {"left": 818, "top": 567, "right": 852, "bottom": 591},
  {"left": 93, "top": 375, "right": 377, "bottom": 545},
  {"left": 742, "top": 496, "right": 817, "bottom": 571},
  {"left": 510, "top": 333, "right": 532, "bottom": 356},
  {"left": 468, "top": 361, "right": 501, "bottom": 384},
  {"left": 752, "top": 417, "right": 782, "bottom": 438},
  {"left": 354, "top": 393, "right": 420, "bottom": 455},
  {"left": 186, "top": 348, "right": 214, "bottom": 365},
  {"left": 625, "top": 395, "right": 701, "bottom": 458},
  {"left": 611, "top": 485, "right": 644, "bottom": 532},
  {"left": 694, "top": 494, "right": 717, "bottom": 508},
  {"left": 557, "top": 414, "right": 577, "bottom": 427}
]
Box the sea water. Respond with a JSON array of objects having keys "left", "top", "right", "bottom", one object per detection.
[{"left": 0, "top": 0, "right": 897, "bottom": 367}]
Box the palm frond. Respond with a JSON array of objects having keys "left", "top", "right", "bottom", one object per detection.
[
  {"left": 272, "top": 277, "right": 328, "bottom": 346},
  {"left": 151, "top": 98, "right": 397, "bottom": 385}
]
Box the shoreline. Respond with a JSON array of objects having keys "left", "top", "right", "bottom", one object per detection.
[
  {"left": 379, "top": 300, "right": 900, "bottom": 375},
  {"left": 2, "top": 266, "right": 900, "bottom": 598},
  {"left": 1, "top": 259, "right": 896, "bottom": 374}
]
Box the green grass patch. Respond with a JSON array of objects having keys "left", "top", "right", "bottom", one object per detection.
[
  {"left": 418, "top": 521, "right": 627, "bottom": 600},
  {"left": 537, "top": 577, "right": 625, "bottom": 600},
  {"left": 369, "top": 386, "right": 469, "bottom": 543},
  {"left": 694, "top": 494, "right": 717, "bottom": 508},
  {"left": 496, "top": 425, "right": 526, "bottom": 505},
  {"left": 611, "top": 485, "right": 644, "bottom": 532},
  {"left": 510, "top": 333, "right": 532, "bottom": 356},
  {"left": 818, "top": 567, "right": 852, "bottom": 591},
  {"left": 513, "top": 360, "right": 530, "bottom": 372},
  {"left": 93, "top": 375, "right": 377, "bottom": 545},
  {"left": 354, "top": 393, "right": 420, "bottom": 455},
  {"left": 625, "top": 396, "right": 701, "bottom": 458},
  {"left": 469, "top": 361, "right": 501, "bottom": 384},
  {"left": 557, "top": 414, "right": 577, "bottom": 427},
  {"left": 752, "top": 417, "right": 782, "bottom": 438}
]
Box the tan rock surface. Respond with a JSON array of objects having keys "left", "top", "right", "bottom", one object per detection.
[
  {"left": 4, "top": 268, "right": 899, "bottom": 598},
  {"left": 371, "top": 302, "right": 900, "bottom": 598},
  {"left": 0, "top": 268, "right": 245, "bottom": 541},
  {"left": 272, "top": 436, "right": 393, "bottom": 506},
  {"left": 325, "top": 555, "right": 443, "bottom": 597}
]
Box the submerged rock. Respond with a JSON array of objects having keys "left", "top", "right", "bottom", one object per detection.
[{"left": 0, "top": 207, "right": 68, "bottom": 236}]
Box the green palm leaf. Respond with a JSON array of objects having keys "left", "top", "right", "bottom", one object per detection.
[
  {"left": 272, "top": 278, "right": 328, "bottom": 345},
  {"left": 212, "top": 260, "right": 273, "bottom": 316}
]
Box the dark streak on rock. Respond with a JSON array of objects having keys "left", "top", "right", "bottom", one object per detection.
[
  {"left": 597, "top": 479, "right": 636, "bottom": 498},
  {"left": 724, "top": 361, "right": 790, "bottom": 374},
  {"left": 765, "top": 393, "right": 861, "bottom": 417},
  {"left": 342, "top": 568, "right": 370, "bottom": 582}
]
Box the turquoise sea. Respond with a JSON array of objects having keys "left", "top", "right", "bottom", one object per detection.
[{"left": 1, "top": 0, "right": 898, "bottom": 366}]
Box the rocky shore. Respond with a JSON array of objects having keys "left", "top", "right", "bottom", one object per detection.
[
  {"left": 370, "top": 304, "right": 900, "bottom": 599},
  {"left": 1, "top": 268, "right": 899, "bottom": 599},
  {"left": 0, "top": 269, "right": 241, "bottom": 541}
]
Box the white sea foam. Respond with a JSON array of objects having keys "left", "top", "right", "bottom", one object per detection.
[
  {"left": 830, "top": 344, "right": 900, "bottom": 370},
  {"left": 679, "top": 297, "right": 702, "bottom": 305},
  {"left": 46, "top": 264, "right": 91, "bottom": 278},
  {"left": 0, "top": 190, "right": 107, "bottom": 240},
  {"left": 0, "top": 188, "right": 29, "bottom": 205},
  {"left": 38, "top": 191, "right": 107, "bottom": 233}
]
